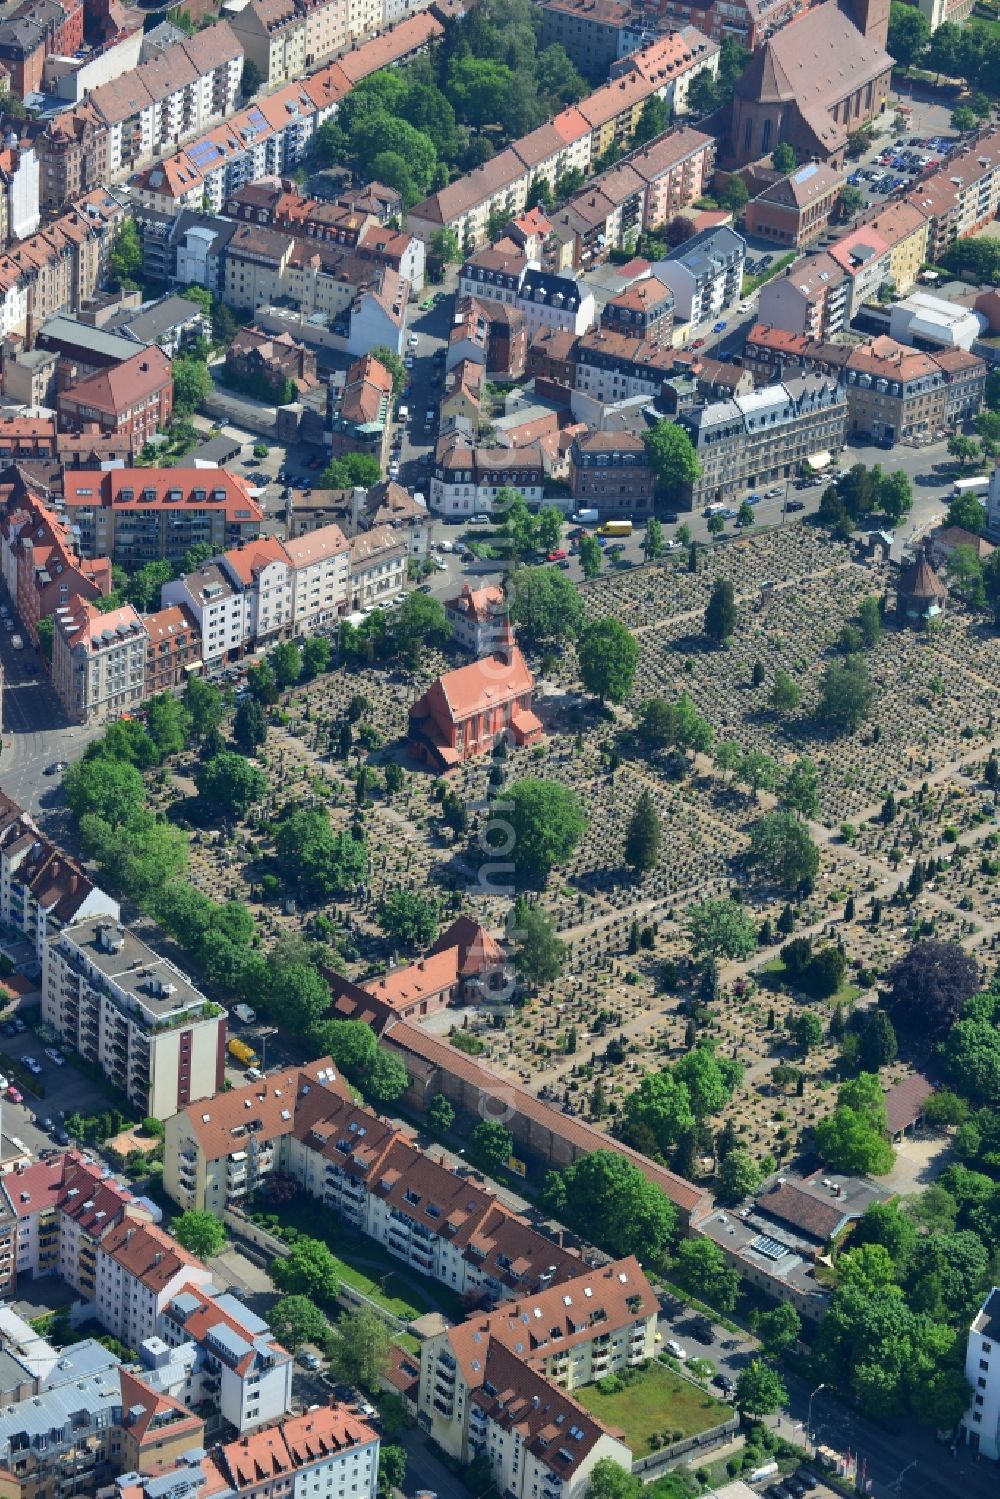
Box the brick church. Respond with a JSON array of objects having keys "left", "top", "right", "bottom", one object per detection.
[{"left": 728, "top": 0, "right": 893, "bottom": 168}]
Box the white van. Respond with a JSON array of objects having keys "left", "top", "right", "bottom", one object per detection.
[
  {"left": 233, "top": 1003, "right": 256, "bottom": 1025},
  {"left": 397, "top": 404, "right": 410, "bottom": 421},
  {"left": 10, "top": 634, "right": 23, "bottom": 650}
]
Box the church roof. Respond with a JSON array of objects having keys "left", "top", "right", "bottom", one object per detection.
[
  {"left": 735, "top": 2, "right": 891, "bottom": 115},
  {"left": 899, "top": 548, "right": 946, "bottom": 601}
]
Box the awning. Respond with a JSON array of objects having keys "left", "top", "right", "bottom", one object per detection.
[{"left": 807, "top": 451, "right": 832, "bottom": 471}]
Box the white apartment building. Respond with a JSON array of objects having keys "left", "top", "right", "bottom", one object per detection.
[
  {"left": 159, "top": 1283, "right": 293, "bottom": 1431},
  {"left": 962, "top": 1288, "right": 1000, "bottom": 1460},
  {"left": 92, "top": 1219, "right": 213, "bottom": 1352},
  {"left": 220, "top": 1406, "right": 379, "bottom": 1498},
  {"left": 51, "top": 601, "right": 148, "bottom": 727},
  {"left": 348, "top": 525, "right": 408, "bottom": 611},
  {"left": 285, "top": 526, "right": 350, "bottom": 632},
  {"left": 42, "top": 917, "right": 225, "bottom": 1118},
  {"left": 218, "top": 537, "right": 294, "bottom": 644},
  {"left": 0, "top": 794, "right": 119, "bottom": 964},
  {"left": 653, "top": 224, "right": 745, "bottom": 326},
  {"left": 162, "top": 563, "right": 249, "bottom": 667}
]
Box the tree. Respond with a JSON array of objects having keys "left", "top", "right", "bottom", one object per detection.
[
  {"left": 642, "top": 420, "right": 701, "bottom": 501},
  {"left": 886, "top": 940, "right": 979, "bottom": 1041},
  {"left": 746, "top": 810, "right": 820, "bottom": 890},
  {"left": 673, "top": 1043, "right": 742, "bottom": 1118},
  {"left": 735, "top": 1360, "right": 787, "bottom": 1418},
  {"left": 379, "top": 889, "right": 439, "bottom": 950},
  {"left": 948, "top": 433, "right": 980, "bottom": 469},
  {"left": 427, "top": 1093, "right": 456, "bottom": 1133},
  {"left": 758, "top": 1303, "right": 801, "bottom": 1358},
  {"left": 184, "top": 676, "right": 226, "bottom": 742},
  {"left": 172, "top": 355, "right": 212, "bottom": 413},
  {"left": 268, "top": 1295, "right": 329, "bottom": 1350},
  {"left": 644, "top": 516, "right": 665, "bottom": 560},
  {"left": 379, "top": 1446, "right": 407, "bottom": 1495},
  {"left": 771, "top": 141, "right": 797, "bottom": 172},
  {"left": 361, "top": 1049, "right": 409, "bottom": 1105},
  {"left": 109, "top": 217, "right": 142, "bottom": 288},
  {"left": 705, "top": 579, "right": 737, "bottom": 645},
  {"left": 64, "top": 755, "right": 146, "bottom": 828},
  {"left": 817, "top": 655, "right": 873, "bottom": 735},
  {"left": 838, "top": 184, "right": 865, "bottom": 219},
  {"left": 782, "top": 757, "right": 819, "bottom": 819},
  {"left": 173, "top": 1210, "right": 225, "bottom": 1259},
  {"left": 586, "top": 1460, "right": 641, "bottom": 1499},
  {"left": 857, "top": 595, "right": 882, "bottom": 649},
  {"left": 392, "top": 590, "right": 448, "bottom": 662},
  {"left": 241, "top": 58, "right": 262, "bottom": 98},
  {"left": 888, "top": 0, "right": 929, "bottom": 65},
  {"left": 859, "top": 1010, "right": 898, "bottom": 1072},
  {"left": 302, "top": 635, "right": 332, "bottom": 681},
  {"left": 853, "top": 1201, "right": 918, "bottom": 1271},
  {"left": 427, "top": 228, "right": 460, "bottom": 279},
  {"left": 536, "top": 506, "right": 564, "bottom": 553},
  {"left": 577, "top": 617, "right": 638, "bottom": 703},
  {"left": 632, "top": 93, "right": 670, "bottom": 147},
  {"left": 952, "top": 104, "right": 977, "bottom": 133},
  {"left": 794, "top": 1010, "right": 825, "bottom": 1055},
  {"left": 718, "top": 1147, "right": 763, "bottom": 1204},
  {"left": 942, "top": 1015, "right": 1000, "bottom": 1104},
  {"left": 814, "top": 1074, "right": 895, "bottom": 1175},
  {"left": 471, "top": 1119, "right": 514, "bottom": 1176},
  {"left": 625, "top": 790, "right": 660, "bottom": 874},
  {"left": 621, "top": 1071, "right": 695, "bottom": 1156},
  {"left": 272, "top": 1236, "right": 341, "bottom": 1303},
  {"left": 719, "top": 175, "right": 749, "bottom": 212},
  {"left": 769, "top": 670, "right": 801, "bottom": 715},
  {"left": 675, "top": 1237, "right": 741, "bottom": 1311},
  {"left": 947, "top": 544, "right": 986, "bottom": 607},
  {"left": 878, "top": 470, "right": 913, "bottom": 525},
  {"left": 499, "top": 493, "right": 538, "bottom": 560},
  {"left": 267, "top": 955, "right": 333, "bottom": 1037},
  {"left": 272, "top": 641, "right": 302, "bottom": 689},
  {"left": 639, "top": 692, "right": 712, "bottom": 759},
  {"left": 947, "top": 492, "right": 987, "bottom": 534},
  {"left": 328, "top": 1306, "right": 391, "bottom": 1391},
  {"left": 510, "top": 898, "right": 565, "bottom": 987},
  {"left": 311, "top": 1018, "right": 378, "bottom": 1081},
  {"left": 196, "top": 752, "right": 267, "bottom": 819},
  {"left": 234, "top": 696, "right": 267, "bottom": 754},
  {"left": 369, "top": 345, "right": 406, "bottom": 396},
  {"left": 508, "top": 567, "right": 584, "bottom": 645},
  {"left": 320, "top": 452, "right": 381, "bottom": 489},
  {"left": 275, "top": 810, "right": 368, "bottom": 901},
  {"left": 545, "top": 1150, "right": 677, "bottom": 1259},
  {"left": 504, "top": 779, "right": 587, "bottom": 887},
  {"left": 579, "top": 533, "right": 602, "bottom": 579},
  {"left": 686, "top": 898, "right": 758, "bottom": 960}
]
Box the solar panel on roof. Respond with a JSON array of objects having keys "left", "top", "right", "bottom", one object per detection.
[
  {"left": 188, "top": 140, "right": 220, "bottom": 168},
  {"left": 247, "top": 107, "right": 267, "bottom": 129},
  {"left": 750, "top": 1234, "right": 791, "bottom": 1261}
]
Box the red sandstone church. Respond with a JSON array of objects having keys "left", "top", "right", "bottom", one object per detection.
[{"left": 408, "top": 615, "right": 542, "bottom": 770}]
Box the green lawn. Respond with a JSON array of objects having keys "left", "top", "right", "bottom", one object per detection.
[
  {"left": 757, "top": 958, "right": 860, "bottom": 1009},
  {"left": 574, "top": 1360, "right": 727, "bottom": 1453}
]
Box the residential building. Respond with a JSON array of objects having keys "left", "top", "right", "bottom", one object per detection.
[
  {"left": 458, "top": 254, "right": 595, "bottom": 339},
  {"left": 347, "top": 525, "right": 407, "bottom": 610},
  {"left": 0, "top": 141, "right": 40, "bottom": 246},
  {"left": 230, "top": 0, "right": 306, "bottom": 85},
  {"left": 159, "top": 1282, "right": 293, "bottom": 1431},
  {"left": 745, "top": 162, "right": 843, "bottom": 249},
  {"left": 144, "top": 603, "right": 203, "bottom": 695},
  {"left": 419, "top": 1256, "right": 657, "bottom": 1458},
  {"left": 568, "top": 431, "right": 654, "bottom": 516},
  {"left": 728, "top": 0, "right": 892, "bottom": 168},
  {"left": 216, "top": 537, "right": 294, "bottom": 646},
  {"left": 56, "top": 346, "right": 173, "bottom": 451},
  {"left": 51, "top": 599, "right": 149, "bottom": 726},
  {"left": 212, "top": 1406, "right": 379, "bottom": 1499},
  {"left": 285, "top": 524, "right": 350, "bottom": 632},
  {"left": 430, "top": 436, "right": 545, "bottom": 518},
  {"left": 960, "top": 1287, "right": 1000, "bottom": 1460},
  {"left": 600, "top": 276, "right": 674, "bottom": 342},
  {"left": 61, "top": 468, "right": 263, "bottom": 569},
  {"left": 654, "top": 226, "right": 745, "bottom": 326},
  {"left": 571, "top": 327, "right": 676, "bottom": 405},
  {"left": 409, "top": 616, "right": 541, "bottom": 770},
  {"left": 226, "top": 325, "right": 318, "bottom": 397},
  {"left": 0, "top": 0, "right": 83, "bottom": 95},
  {"left": 359, "top": 482, "right": 432, "bottom": 560},
  {"left": 41, "top": 915, "right": 227, "bottom": 1116},
  {"left": 94, "top": 1218, "right": 213, "bottom": 1352},
  {"left": 917, "top": 0, "right": 974, "bottom": 27},
  {"left": 447, "top": 297, "right": 528, "bottom": 381},
  {"left": 441, "top": 359, "right": 484, "bottom": 437},
  {"left": 908, "top": 126, "right": 1000, "bottom": 263},
  {"left": 445, "top": 583, "right": 506, "bottom": 656},
  {"left": 537, "top": 0, "right": 635, "bottom": 79},
  {"left": 111, "top": 293, "right": 210, "bottom": 356},
  {"left": 843, "top": 336, "right": 983, "bottom": 442},
  {"left": 742, "top": 323, "right": 855, "bottom": 385},
  {"left": 0, "top": 793, "right": 119, "bottom": 965},
  {"left": 0, "top": 190, "right": 124, "bottom": 344},
  {"left": 677, "top": 375, "right": 847, "bottom": 509},
  {"left": 756, "top": 251, "right": 850, "bottom": 337},
  {"left": 162, "top": 563, "right": 248, "bottom": 668},
  {"left": 827, "top": 225, "right": 891, "bottom": 318},
  {"left": 865, "top": 199, "right": 929, "bottom": 296},
  {"left": 329, "top": 352, "right": 392, "bottom": 468},
  {"left": 329, "top": 917, "right": 510, "bottom": 1023},
  {"left": 7, "top": 487, "right": 113, "bottom": 647}
]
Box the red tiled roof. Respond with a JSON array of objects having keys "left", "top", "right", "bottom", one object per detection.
[{"left": 884, "top": 1072, "right": 935, "bottom": 1135}]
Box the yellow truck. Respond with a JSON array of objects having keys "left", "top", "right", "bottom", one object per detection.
[
  {"left": 228, "top": 1037, "right": 260, "bottom": 1069},
  {"left": 598, "top": 520, "right": 633, "bottom": 537}
]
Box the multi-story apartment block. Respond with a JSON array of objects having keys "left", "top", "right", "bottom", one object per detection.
[
  {"left": 909, "top": 126, "right": 1000, "bottom": 263},
  {"left": 678, "top": 375, "right": 847, "bottom": 509},
  {"left": 51, "top": 599, "right": 149, "bottom": 726},
  {"left": 144, "top": 603, "right": 203, "bottom": 695},
  {"left": 756, "top": 251, "right": 850, "bottom": 338},
  {"left": 160, "top": 1282, "right": 294, "bottom": 1431},
  {"left": 348, "top": 524, "right": 408, "bottom": 610},
  {"left": 34, "top": 105, "right": 109, "bottom": 213},
  {"left": 217, "top": 537, "right": 294, "bottom": 645},
  {"left": 430, "top": 436, "right": 546, "bottom": 518},
  {"left": 61, "top": 469, "right": 263, "bottom": 569},
  {"left": 842, "top": 336, "right": 984, "bottom": 444},
  {"left": 568, "top": 431, "right": 655, "bottom": 516},
  {"left": 864, "top": 200, "right": 929, "bottom": 296},
  {"left": 0, "top": 793, "right": 119, "bottom": 964},
  {"left": 653, "top": 226, "right": 745, "bottom": 327},
  {"left": 42, "top": 916, "right": 226, "bottom": 1116},
  {"left": 826, "top": 225, "right": 891, "bottom": 320},
  {"left": 539, "top": 0, "right": 798, "bottom": 61},
  {"left": 162, "top": 563, "right": 249, "bottom": 668},
  {"left": 285, "top": 525, "right": 351, "bottom": 633},
  {"left": 570, "top": 327, "right": 676, "bottom": 405},
  {"left": 960, "top": 1288, "right": 999, "bottom": 1459},
  {"left": 94, "top": 1219, "right": 214, "bottom": 1352},
  {"left": 4, "top": 487, "right": 113, "bottom": 647},
  {"left": 0, "top": 189, "right": 123, "bottom": 343},
  {"left": 329, "top": 352, "right": 393, "bottom": 468},
  {"left": 458, "top": 253, "right": 596, "bottom": 339},
  {"left": 600, "top": 276, "right": 674, "bottom": 342},
  {"left": 164, "top": 1058, "right": 587, "bottom": 1302},
  {"left": 57, "top": 346, "right": 174, "bottom": 452},
  {"left": 230, "top": 0, "right": 306, "bottom": 85},
  {"left": 419, "top": 1256, "right": 657, "bottom": 1458}
]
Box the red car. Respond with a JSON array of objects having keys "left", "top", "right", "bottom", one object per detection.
[
  {"left": 5, "top": 1085, "right": 22, "bottom": 1103},
  {"left": 546, "top": 548, "right": 567, "bottom": 562},
  {"left": 692, "top": 338, "right": 705, "bottom": 349}
]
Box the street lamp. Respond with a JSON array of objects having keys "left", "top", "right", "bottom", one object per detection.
[
  {"left": 889, "top": 1459, "right": 917, "bottom": 1493},
  {"left": 807, "top": 1382, "right": 826, "bottom": 1452}
]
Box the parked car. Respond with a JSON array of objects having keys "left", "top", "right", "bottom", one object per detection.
[
  {"left": 712, "top": 320, "right": 727, "bottom": 333},
  {"left": 44, "top": 761, "right": 69, "bottom": 776},
  {"left": 546, "top": 548, "right": 567, "bottom": 562},
  {"left": 43, "top": 1048, "right": 66, "bottom": 1067},
  {"left": 407, "top": 333, "right": 418, "bottom": 347},
  {"left": 5, "top": 1085, "right": 22, "bottom": 1103},
  {"left": 53, "top": 1127, "right": 71, "bottom": 1146},
  {"left": 785, "top": 498, "right": 806, "bottom": 512},
  {"left": 35, "top": 1114, "right": 54, "bottom": 1134},
  {"left": 666, "top": 1340, "right": 687, "bottom": 1360},
  {"left": 21, "top": 1055, "right": 42, "bottom": 1075},
  {"left": 712, "top": 1373, "right": 735, "bottom": 1394},
  {"left": 765, "top": 485, "right": 784, "bottom": 498},
  {"left": 297, "top": 1351, "right": 322, "bottom": 1371}
]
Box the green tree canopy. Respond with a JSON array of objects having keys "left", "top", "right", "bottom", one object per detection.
[
  {"left": 746, "top": 810, "right": 820, "bottom": 890},
  {"left": 173, "top": 1210, "right": 226, "bottom": 1259},
  {"left": 510, "top": 897, "right": 565, "bottom": 987},
  {"left": 577, "top": 618, "right": 639, "bottom": 703},
  {"left": 543, "top": 1149, "right": 677, "bottom": 1260},
  {"left": 196, "top": 751, "right": 268, "bottom": 819},
  {"left": 507, "top": 567, "right": 584, "bottom": 644},
  {"left": 379, "top": 889, "right": 439, "bottom": 950},
  {"left": 624, "top": 789, "right": 661, "bottom": 874},
  {"left": 642, "top": 420, "right": 701, "bottom": 500},
  {"left": 272, "top": 1236, "right": 341, "bottom": 1303},
  {"left": 735, "top": 1360, "right": 787, "bottom": 1418},
  {"left": 503, "top": 779, "right": 587, "bottom": 887},
  {"left": 268, "top": 1295, "right": 330, "bottom": 1351},
  {"left": 328, "top": 1306, "right": 391, "bottom": 1391},
  {"left": 686, "top": 897, "right": 758, "bottom": 960},
  {"left": 274, "top": 810, "right": 368, "bottom": 901},
  {"left": 705, "top": 578, "right": 737, "bottom": 645}
]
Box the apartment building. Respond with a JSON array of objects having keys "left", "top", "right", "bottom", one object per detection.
[
  {"left": 230, "top": 0, "right": 306, "bottom": 85},
  {"left": 285, "top": 524, "right": 350, "bottom": 632},
  {"left": 827, "top": 225, "right": 891, "bottom": 320},
  {"left": 678, "top": 375, "right": 847, "bottom": 509},
  {"left": 571, "top": 326, "right": 676, "bottom": 405},
  {"left": 61, "top": 469, "right": 263, "bottom": 569},
  {"left": 0, "top": 793, "right": 119, "bottom": 964},
  {"left": 842, "top": 336, "right": 984, "bottom": 443},
  {"left": 447, "top": 297, "right": 528, "bottom": 380},
  {"left": 653, "top": 225, "right": 745, "bottom": 327},
  {"left": 144, "top": 604, "right": 203, "bottom": 695},
  {"left": 162, "top": 563, "right": 248, "bottom": 668},
  {"left": 218, "top": 1407, "right": 378, "bottom": 1499},
  {"left": 95, "top": 1219, "right": 214, "bottom": 1352},
  {"left": 419, "top": 1257, "right": 657, "bottom": 1458},
  {"left": 34, "top": 106, "right": 109, "bottom": 213},
  {"left": 756, "top": 252, "right": 850, "bottom": 338},
  {"left": 961, "top": 1287, "right": 1000, "bottom": 1460},
  {"left": 329, "top": 352, "right": 392, "bottom": 467},
  {"left": 5, "top": 487, "right": 113, "bottom": 647},
  {"left": 864, "top": 200, "right": 929, "bottom": 296},
  {"left": 458, "top": 254, "right": 595, "bottom": 340},
  {"left": 909, "top": 126, "right": 1000, "bottom": 263},
  {"left": 445, "top": 583, "right": 506, "bottom": 656},
  {"left": 0, "top": 189, "right": 123, "bottom": 343},
  {"left": 57, "top": 346, "right": 174, "bottom": 452},
  {"left": 164, "top": 1058, "right": 585, "bottom": 1303},
  {"left": 568, "top": 431, "right": 654, "bottom": 516},
  {"left": 601, "top": 276, "right": 674, "bottom": 342},
  {"left": 347, "top": 524, "right": 408, "bottom": 610},
  {"left": 160, "top": 1282, "right": 293, "bottom": 1431},
  {"left": 0, "top": 0, "right": 83, "bottom": 94},
  {"left": 745, "top": 162, "right": 843, "bottom": 250},
  {"left": 42, "top": 916, "right": 226, "bottom": 1117},
  {"left": 51, "top": 599, "right": 149, "bottom": 726},
  {"left": 430, "top": 435, "right": 545, "bottom": 518},
  {"left": 217, "top": 537, "right": 294, "bottom": 645}
]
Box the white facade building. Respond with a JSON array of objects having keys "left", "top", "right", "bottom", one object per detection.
[
  {"left": 962, "top": 1288, "right": 1000, "bottom": 1460},
  {"left": 162, "top": 563, "right": 249, "bottom": 667},
  {"left": 0, "top": 796, "right": 120, "bottom": 964},
  {"left": 889, "top": 291, "right": 986, "bottom": 352},
  {"left": 285, "top": 526, "right": 350, "bottom": 633},
  {"left": 51, "top": 601, "right": 148, "bottom": 727},
  {"left": 159, "top": 1283, "right": 293, "bottom": 1431},
  {"left": 654, "top": 225, "right": 745, "bottom": 325}
]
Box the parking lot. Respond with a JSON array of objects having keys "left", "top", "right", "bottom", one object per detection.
[{"left": 0, "top": 1018, "right": 115, "bottom": 1157}]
